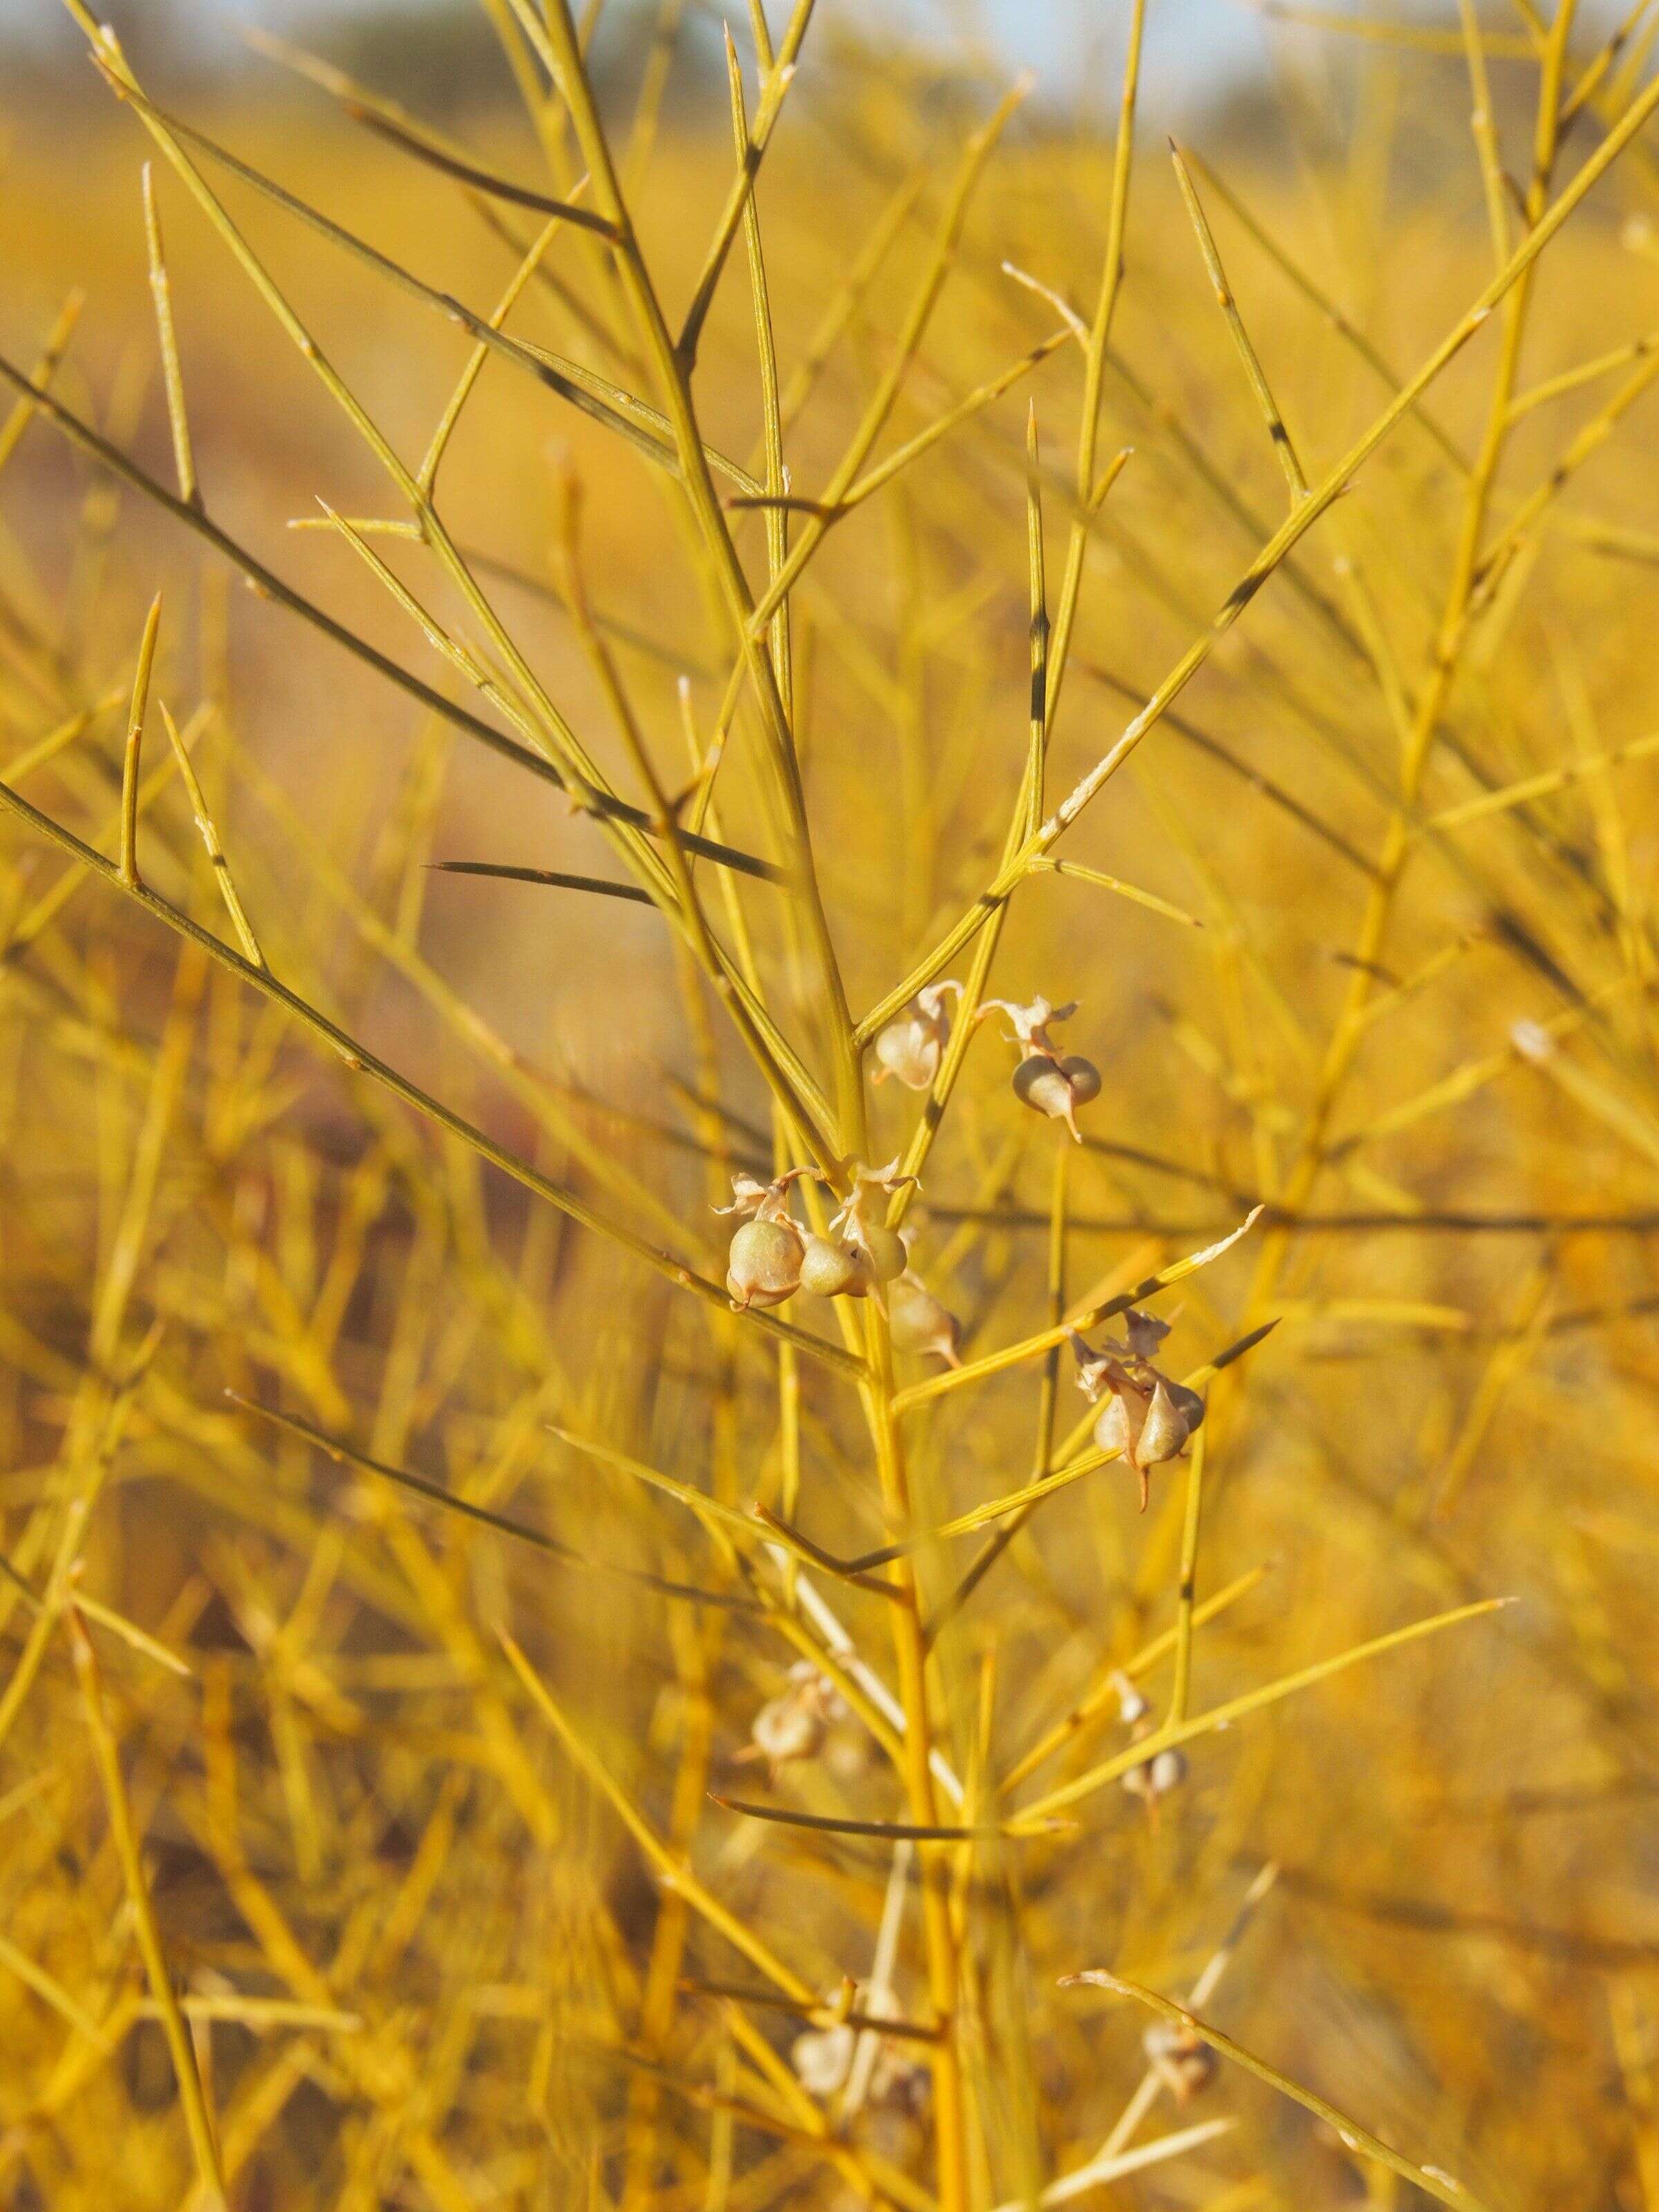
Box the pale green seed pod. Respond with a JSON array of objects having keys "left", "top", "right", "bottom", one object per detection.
[
  {"left": 726, "top": 1217, "right": 803, "bottom": 1310},
  {"left": 856, "top": 1222, "right": 908, "bottom": 1285},
  {"left": 888, "top": 1272, "right": 962, "bottom": 1365},
  {"left": 799, "top": 1234, "right": 863, "bottom": 1298},
  {"left": 1092, "top": 1392, "right": 1134, "bottom": 1463},
  {"left": 1136, "top": 1375, "right": 1203, "bottom": 1466}
]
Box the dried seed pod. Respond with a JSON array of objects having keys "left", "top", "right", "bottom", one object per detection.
[
  {"left": 829, "top": 1158, "right": 917, "bottom": 1295},
  {"left": 982, "top": 997, "right": 1098, "bottom": 1141},
  {"left": 872, "top": 980, "right": 963, "bottom": 1090},
  {"left": 1070, "top": 1324, "right": 1204, "bottom": 1506},
  {"left": 1122, "top": 1744, "right": 1188, "bottom": 1804},
  {"left": 1112, "top": 1669, "right": 1149, "bottom": 1726},
  {"left": 858, "top": 1222, "right": 908, "bottom": 1285},
  {"left": 1091, "top": 1389, "right": 1136, "bottom": 1464},
  {"left": 1136, "top": 1374, "right": 1203, "bottom": 1465},
  {"left": 791, "top": 2023, "right": 855, "bottom": 2097},
  {"left": 798, "top": 1234, "right": 865, "bottom": 1299},
  {"left": 743, "top": 1662, "right": 847, "bottom": 1781},
  {"left": 751, "top": 1687, "right": 827, "bottom": 1768},
  {"left": 1142, "top": 2020, "right": 1216, "bottom": 2101},
  {"left": 1094, "top": 1379, "right": 1205, "bottom": 1503},
  {"left": 717, "top": 1168, "right": 821, "bottom": 1310},
  {"left": 1011, "top": 1053, "right": 1100, "bottom": 1141},
  {"left": 726, "top": 1217, "right": 804, "bottom": 1311},
  {"left": 888, "top": 1271, "right": 963, "bottom": 1366}
]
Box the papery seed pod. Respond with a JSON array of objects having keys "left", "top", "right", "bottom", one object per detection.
[
  {"left": 744, "top": 1662, "right": 845, "bottom": 1779},
  {"left": 798, "top": 1234, "right": 865, "bottom": 1299},
  {"left": 980, "top": 996, "right": 1099, "bottom": 1139},
  {"left": 1091, "top": 1388, "right": 1135, "bottom": 1459},
  {"left": 726, "top": 1217, "right": 803, "bottom": 1311},
  {"left": 1071, "top": 1325, "right": 1203, "bottom": 1504},
  {"left": 1123, "top": 1745, "right": 1188, "bottom": 1803},
  {"left": 888, "top": 1271, "right": 963, "bottom": 1367},
  {"left": 872, "top": 980, "right": 962, "bottom": 1090},
  {"left": 751, "top": 1687, "right": 827, "bottom": 1769},
  {"left": 1112, "top": 1669, "right": 1149, "bottom": 1726},
  {"left": 874, "top": 1022, "right": 936, "bottom": 1090},
  {"left": 1012, "top": 1053, "right": 1100, "bottom": 1141},
  {"left": 1094, "top": 1381, "right": 1203, "bottom": 1506},
  {"left": 1148, "top": 1747, "right": 1187, "bottom": 1792},
  {"left": 829, "top": 1159, "right": 916, "bottom": 1294},
  {"left": 1093, "top": 1389, "right": 1159, "bottom": 1506},
  {"left": 857, "top": 1222, "right": 909, "bottom": 1286},
  {"left": 791, "top": 2023, "right": 855, "bottom": 2097},
  {"left": 1136, "top": 1375, "right": 1203, "bottom": 1466},
  {"left": 1143, "top": 2020, "right": 1216, "bottom": 2101}
]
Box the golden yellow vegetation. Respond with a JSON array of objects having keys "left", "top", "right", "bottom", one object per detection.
[{"left": 3, "top": 3, "right": 1659, "bottom": 2207}]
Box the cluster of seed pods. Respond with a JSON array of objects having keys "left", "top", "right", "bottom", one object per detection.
[
  {"left": 1069, "top": 1306, "right": 1205, "bottom": 1508},
  {"left": 717, "top": 985, "right": 1099, "bottom": 1359},
  {"left": 717, "top": 1162, "right": 962, "bottom": 1363},
  {"left": 872, "top": 982, "right": 1101, "bottom": 1141}
]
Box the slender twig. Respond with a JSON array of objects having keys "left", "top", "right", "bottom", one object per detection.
[
  {"left": 119, "top": 594, "right": 162, "bottom": 891},
  {"left": 140, "top": 165, "right": 199, "bottom": 507}
]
